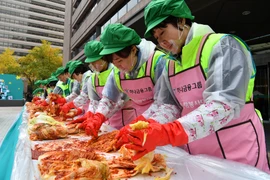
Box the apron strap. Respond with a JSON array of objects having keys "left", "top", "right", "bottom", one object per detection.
[
  {"left": 95, "top": 73, "right": 99, "bottom": 87},
  {"left": 168, "top": 60, "right": 175, "bottom": 77},
  {"left": 146, "top": 53, "right": 154, "bottom": 76},
  {"left": 195, "top": 33, "right": 212, "bottom": 64}
]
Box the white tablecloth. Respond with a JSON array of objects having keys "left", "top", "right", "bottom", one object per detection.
[{"left": 11, "top": 111, "right": 270, "bottom": 180}]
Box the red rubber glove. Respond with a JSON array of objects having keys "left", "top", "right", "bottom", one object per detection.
[
  {"left": 115, "top": 115, "right": 146, "bottom": 149},
  {"left": 32, "top": 97, "right": 41, "bottom": 102},
  {"left": 56, "top": 97, "right": 66, "bottom": 105},
  {"left": 123, "top": 120, "right": 188, "bottom": 161},
  {"left": 79, "top": 113, "right": 106, "bottom": 137},
  {"left": 67, "top": 111, "right": 94, "bottom": 124},
  {"left": 40, "top": 100, "right": 49, "bottom": 106},
  {"left": 34, "top": 100, "right": 42, "bottom": 105},
  {"left": 61, "top": 101, "right": 76, "bottom": 114},
  {"left": 75, "top": 108, "right": 83, "bottom": 116}
]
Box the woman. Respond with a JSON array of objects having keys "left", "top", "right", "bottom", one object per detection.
[
  {"left": 69, "top": 60, "right": 91, "bottom": 86},
  {"left": 64, "top": 40, "right": 136, "bottom": 129},
  {"left": 34, "top": 79, "right": 47, "bottom": 99},
  {"left": 80, "top": 23, "right": 174, "bottom": 137},
  {"left": 60, "top": 60, "right": 92, "bottom": 112},
  {"left": 51, "top": 64, "right": 81, "bottom": 103},
  {"left": 46, "top": 75, "right": 58, "bottom": 94},
  {"left": 117, "top": 0, "right": 270, "bottom": 173}
]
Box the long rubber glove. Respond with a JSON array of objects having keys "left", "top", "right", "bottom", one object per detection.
[
  {"left": 61, "top": 101, "right": 76, "bottom": 114},
  {"left": 123, "top": 120, "right": 188, "bottom": 160},
  {"left": 34, "top": 99, "right": 44, "bottom": 105},
  {"left": 55, "top": 97, "right": 66, "bottom": 105},
  {"left": 32, "top": 97, "right": 41, "bottom": 102},
  {"left": 40, "top": 100, "right": 49, "bottom": 106},
  {"left": 68, "top": 111, "right": 94, "bottom": 125},
  {"left": 79, "top": 113, "right": 106, "bottom": 137},
  {"left": 115, "top": 115, "right": 147, "bottom": 149}
]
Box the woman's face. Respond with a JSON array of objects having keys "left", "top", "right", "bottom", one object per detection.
[
  {"left": 58, "top": 73, "right": 68, "bottom": 82},
  {"left": 153, "top": 23, "right": 188, "bottom": 55},
  {"left": 111, "top": 47, "right": 137, "bottom": 73},
  {"left": 72, "top": 73, "right": 83, "bottom": 83},
  {"left": 89, "top": 59, "right": 106, "bottom": 72}
]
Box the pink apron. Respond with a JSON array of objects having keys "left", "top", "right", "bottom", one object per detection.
[
  {"left": 120, "top": 54, "right": 155, "bottom": 117},
  {"left": 168, "top": 34, "right": 270, "bottom": 173},
  {"left": 95, "top": 75, "right": 136, "bottom": 129}
]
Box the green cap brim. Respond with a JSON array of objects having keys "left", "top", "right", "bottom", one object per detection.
[
  {"left": 33, "top": 88, "right": 44, "bottom": 94},
  {"left": 85, "top": 55, "right": 103, "bottom": 63},
  {"left": 54, "top": 72, "right": 61, "bottom": 77},
  {"left": 99, "top": 47, "right": 125, "bottom": 56},
  {"left": 144, "top": 16, "right": 168, "bottom": 38}
]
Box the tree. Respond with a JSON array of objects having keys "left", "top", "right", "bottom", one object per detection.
[
  {"left": 17, "top": 40, "right": 62, "bottom": 91},
  {"left": 0, "top": 48, "right": 20, "bottom": 74}
]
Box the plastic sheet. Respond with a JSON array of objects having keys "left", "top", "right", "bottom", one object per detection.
[
  {"left": 11, "top": 110, "right": 270, "bottom": 180},
  {"left": 11, "top": 112, "right": 39, "bottom": 180},
  {"left": 154, "top": 146, "right": 270, "bottom": 180}
]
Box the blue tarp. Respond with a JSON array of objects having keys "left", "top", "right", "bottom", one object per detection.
[{"left": 0, "top": 110, "right": 23, "bottom": 180}]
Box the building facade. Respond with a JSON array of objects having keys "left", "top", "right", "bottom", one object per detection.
[
  {"left": 63, "top": 0, "right": 150, "bottom": 64},
  {"left": 0, "top": 0, "right": 65, "bottom": 57},
  {"left": 64, "top": 0, "right": 270, "bottom": 121}
]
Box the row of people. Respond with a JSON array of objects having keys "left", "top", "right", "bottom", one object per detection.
[{"left": 37, "top": 0, "right": 270, "bottom": 174}]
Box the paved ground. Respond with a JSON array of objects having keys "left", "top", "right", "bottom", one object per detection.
[{"left": 0, "top": 106, "right": 23, "bottom": 144}]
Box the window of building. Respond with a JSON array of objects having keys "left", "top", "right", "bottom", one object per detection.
[
  {"left": 118, "top": 5, "right": 127, "bottom": 19},
  {"left": 127, "top": 0, "right": 137, "bottom": 11},
  {"left": 111, "top": 13, "right": 118, "bottom": 24}
]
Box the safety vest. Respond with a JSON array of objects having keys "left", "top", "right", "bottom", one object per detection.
[
  {"left": 91, "top": 67, "right": 113, "bottom": 99},
  {"left": 57, "top": 78, "right": 73, "bottom": 97},
  {"left": 168, "top": 33, "right": 255, "bottom": 102},
  {"left": 46, "top": 88, "right": 52, "bottom": 94},
  {"left": 167, "top": 33, "right": 269, "bottom": 172},
  {"left": 114, "top": 50, "right": 164, "bottom": 93},
  {"left": 81, "top": 70, "right": 92, "bottom": 89}
]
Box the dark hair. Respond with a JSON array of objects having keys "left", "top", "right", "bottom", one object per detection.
[
  {"left": 73, "top": 64, "right": 89, "bottom": 76},
  {"left": 64, "top": 67, "right": 69, "bottom": 73},
  {"left": 48, "top": 81, "right": 57, "bottom": 87},
  {"left": 151, "top": 16, "right": 192, "bottom": 35},
  {"left": 104, "top": 46, "right": 133, "bottom": 63}
]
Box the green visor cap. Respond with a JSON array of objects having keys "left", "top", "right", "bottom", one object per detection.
[
  {"left": 100, "top": 23, "right": 141, "bottom": 55},
  {"left": 64, "top": 60, "right": 74, "bottom": 71},
  {"left": 33, "top": 87, "right": 44, "bottom": 95},
  {"left": 54, "top": 66, "right": 65, "bottom": 77},
  {"left": 51, "top": 72, "right": 57, "bottom": 77},
  {"left": 34, "top": 80, "right": 42, "bottom": 85},
  {"left": 47, "top": 76, "right": 58, "bottom": 83},
  {"left": 144, "top": 0, "right": 194, "bottom": 38},
  {"left": 84, "top": 41, "right": 104, "bottom": 63},
  {"left": 40, "top": 79, "right": 48, "bottom": 85},
  {"left": 69, "top": 60, "right": 84, "bottom": 75}
]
